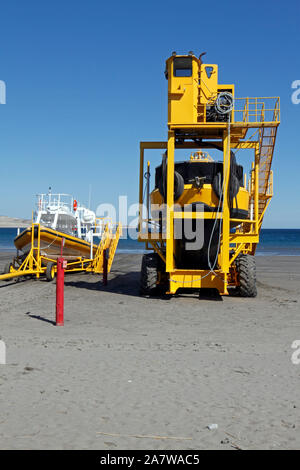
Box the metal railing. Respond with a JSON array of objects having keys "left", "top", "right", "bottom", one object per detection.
[
  {"left": 36, "top": 193, "right": 74, "bottom": 212},
  {"left": 233, "top": 97, "right": 280, "bottom": 124}
]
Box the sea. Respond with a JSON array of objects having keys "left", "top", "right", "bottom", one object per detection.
[{"left": 1, "top": 228, "right": 300, "bottom": 256}]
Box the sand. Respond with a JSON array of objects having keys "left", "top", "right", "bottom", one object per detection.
[{"left": 0, "top": 252, "right": 300, "bottom": 450}]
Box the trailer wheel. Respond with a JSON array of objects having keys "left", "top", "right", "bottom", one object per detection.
[
  {"left": 3, "top": 262, "right": 13, "bottom": 274},
  {"left": 2, "top": 262, "right": 13, "bottom": 282},
  {"left": 236, "top": 254, "right": 257, "bottom": 297},
  {"left": 140, "top": 253, "right": 161, "bottom": 296},
  {"left": 46, "top": 263, "right": 55, "bottom": 282},
  {"left": 3, "top": 262, "right": 13, "bottom": 280}
]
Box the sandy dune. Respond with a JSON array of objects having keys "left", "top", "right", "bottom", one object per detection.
[{"left": 0, "top": 253, "right": 300, "bottom": 450}]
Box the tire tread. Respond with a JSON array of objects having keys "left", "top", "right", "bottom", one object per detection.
[
  {"left": 140, "top": 253, "right": 161, "bottom": 296},
  {"left": 236, "top": 254, "right": 257, "bottom": 297}
]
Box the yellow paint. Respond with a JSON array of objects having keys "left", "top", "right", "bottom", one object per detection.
[{"left": 151, "top": 185, "right": 249, "bottom": 215}]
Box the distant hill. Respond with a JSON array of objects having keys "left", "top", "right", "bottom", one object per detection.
[{"left": 0, "top": 216, "right": 31, "bottom": 227}]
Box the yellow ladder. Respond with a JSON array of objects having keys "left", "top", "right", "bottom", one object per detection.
[
  {"left": 257, "top": 125, "right": 278, "bottom": 221},
  {"left": 107, "top": 223, "right": 122, "bottom": 273},
  {"left": 89, "top": 223, "right": 122, "bottom": 273}
]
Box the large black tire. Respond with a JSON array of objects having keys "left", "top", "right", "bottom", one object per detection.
[
  {"left": 236, "top": 254, "right": 257, "bottom": 297},
  {"left": 159, "top": 170, "right": 184, "bottom": 202},
  {"left": 173, "top": 171, "right": 185, "bottom": 201},
  {"left": 46, "top": 262, "right": 55, "bottom": 282},
  {"left": 212, "top": 152, "right": 241, "bottom": 202},
  {"left": 140, "top": 253, "right": 162, "bottom": 296}
]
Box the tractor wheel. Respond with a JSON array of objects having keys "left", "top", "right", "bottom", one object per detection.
[
  {"left": 236, "top": 254, "right": 257, "bottom": 297},
  {"left": 46, "top": 262, "right": 55, "bottom": 282},
  {"left": 140, "top": 253, "right": 162, "bottom": 296}
]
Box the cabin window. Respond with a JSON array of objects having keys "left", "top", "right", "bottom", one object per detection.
[
  {"left": 40, "top": 214, "right": 55, "bottom": 227},
  {"left": 57, "top": 215, "right": 74, "bottom": 234},
  {"left": 173, "top": 57, "right": 192, "bottom": 77}
]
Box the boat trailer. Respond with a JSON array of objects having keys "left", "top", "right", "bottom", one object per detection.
[{"left": 0, "top": 222, "right": 122, "bottom": 282}]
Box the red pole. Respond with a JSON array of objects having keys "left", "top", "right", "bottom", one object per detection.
[
  {"left": 56, "top": 257, "right": 64, "bottom": 326},
  {"left": 103, "top": 249, "right": 108, "bottom": 286}
]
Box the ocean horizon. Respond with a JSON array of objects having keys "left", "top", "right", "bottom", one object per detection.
[{"left": 0, "top": 227, "right": 300, "bottom": 256}]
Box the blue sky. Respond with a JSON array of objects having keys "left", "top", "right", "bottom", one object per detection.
[{"left": 0, "top": 0, "right": 299, "bottom": 227}]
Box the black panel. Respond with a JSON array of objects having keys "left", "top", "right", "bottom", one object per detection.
[{"left": 155, "top": 161, "right": 244, "bottom": 188}]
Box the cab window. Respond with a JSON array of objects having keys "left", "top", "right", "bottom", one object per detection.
[{"left": 173, "top": 57, "right": 192, "bottom": 77}]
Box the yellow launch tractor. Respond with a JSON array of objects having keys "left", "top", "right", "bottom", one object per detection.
[{"left": 138, "top": 52, "right": 280, "bottom": 296}]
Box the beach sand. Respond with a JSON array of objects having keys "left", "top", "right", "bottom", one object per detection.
[{"left": 0, "top": 252, "right": 300, "bottom": 450}]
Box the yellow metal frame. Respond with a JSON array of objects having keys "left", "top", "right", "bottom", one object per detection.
[
  {"left": 0, "top": 222, "right": 122, "bottom": 282},
  {"left": 138, "top": 53, "right": 280, "bottom": 295}
]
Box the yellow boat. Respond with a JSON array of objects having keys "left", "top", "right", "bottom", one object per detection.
[
  {"left": 14, "top": 225, "right": 99, "bottom": 260},
  {"left": 14, "top": 191, "right": 100, "bottom": 260}
]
